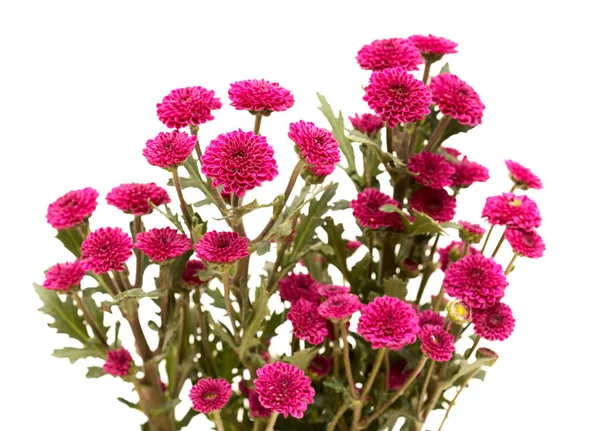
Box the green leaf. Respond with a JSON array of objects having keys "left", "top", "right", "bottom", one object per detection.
[
  {"left": 176, "top": 409, "right": 200, "bottom": 430},
  {"left": 261, "top": 311, "right": 285, "bottom": 341},
  {"left": 440, "top": 118, "right": 474, "bottom": 144},
  {"left": 53, "top": 344, "right": 106, "bottom": 364},
  {"left": 203, "top": 286, "right": 226, "bottom": 309},
  {"left": 332, "top": 200, "right": 350, "bottom": 211},
  {"left": 283, "top": 347, "right": 318, "bottom": 370},
  {"left": 207, "top": 314, "right": 237, "bottom": 350},
  {"left": 254, "top": 240, "right": 272, "bottom": 256},
  {"left": 82, "top": 294, "right": 109, "bottom": 338},
  {"left": 383, "top": 277, "right": 408, "bottom": 300},
  {"left": 317, "top": 93, "right": 356, "bottom": 173},
  {"left": 150, "top": 398, "right": 181, "bottom": 419},
  {"left": 239, "top": 284, "right": 270, "bottom": 359},
  {"left": 323, "top": 217, "right": 351, "bottom": 281},
  {"left": 323, "top": 377, "right": 347, "bottom": 394},
  {"left": 348, "top": 131, "right": 406, "bottom": 182},
  {"left": 86, "top": 366, "right": 106, "bottom": 379},
  {"left": 117, "top": 397, "right": 140, "bottom": 410},
  {"left": 440, "top": 62, "right": 451, "bottom": 74},
  {"left": 167, "top": 250, "right": 194, "bottom": 289},
  {"left": 55, "top": 228, "right": 84, "bottom": 257},
  {"left": 441, "top": 356, "right": 496, "bottom": 390},
  {"left": 102, "top": 288, "right": 165, "bottom": 310},
  {"left": 380, "top": 205, "right": 446, "bottom": 236}
]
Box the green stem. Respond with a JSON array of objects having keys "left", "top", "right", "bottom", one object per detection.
[
  {"left": 432, "top": 283, "right": 445, "bottom": 311},
  {"left": 171, "top": 167, "right": 194, "bottom": 230},
  {"left": 424, "top": 116, "right": 450, "bottom": 152},
  {"left": 340, "top": 323, "right": 358, "bottom": 398},
  {"left": 491, "top": 231, "right": 506, "bottom": 258},
  {"left": 416, "top": 234, "right": 441, "bottom": 305},
  {"left": 213, "top": 411, "right": 226, "bottom": 431},
  {"left": 72, "top": 291, "right": 108, "bottom": 346},
  {"left": 133, "top": 215, "right": 144, "bottom": 289},
  {"left": 361, "top": 348, "right": 387, "bottom": 402},
  {"left": 194, "top": 289, "right": 217, "bottom": 377},
  {"left": 437, "top": 370, "right": 477, "bottom": 431},
  {"left": 422, "top": 61, "right": 431, "bottom": 84},
  {"left": 417, "top": 359, "right": 436, "bottom": 418},
  {"left": 385, "top": 123, "right": 394, "bottom": 153},
  {"left": 222, "top": 269, "right": 240, "bottom": 344},
  {"left": 328, "top": 404, "right": 350, "bottom": 431},
  {"left": 265, "top": 412, "right": 279, "bottom": 431},
  {"left": 465, "top": 335, "right": 480, "bottom": 360},
  {"left": 176, "top": 294, "right": 188, "bottom": 365},
  {"left": 480, "top": 225, "right": 494, "bottom": 255},
  {"left": 505, "top": 253, "right": 518, "bottom": 275},
  {"left": 253, "top": 113, "right": 263, "bottom": 135}
]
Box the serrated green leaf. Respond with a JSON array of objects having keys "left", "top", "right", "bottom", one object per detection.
[
  {"left": 86, "top": 366, "right": 106, "bottom": 379},
  {"left": 117, "top": 397, "right": 140, "bottom": 410},
  {"left": 380, "top": 205, "right": 446, "bottom": 236},
  {"left": 440, "top": 62, "right": 451, "bottom": 74},
  {"left": 283, "top": 347, "right": 318, "bottom": 370},
  {"left": 317, "top": 93, "right": 356, "bottom": 173},
  {"left": 55, "top": 228, "right": 84, "bottom": 257},
  {"left": 332, "top": 200, "right": 350, "bottom": 211},
  {"left": 167, "top": 250, "right": 194, "bottom": 289},
  {"left": 261, "top": 311, "right": 285, "bottom": 341},
  {"left": 176, "top": 409, "right": 199, "bottom": 430},
  {"left": 323, "top": 377, "right": 348, "bottom": 394},
  {"left": 53, "top": 344, "right": 106, "bottom": 364},
  {"left": 33, "top": 284, "right": 88, "bottom": 343},
  {"left": 441, "top": 356, "right": 496, "bottom": 390},
  {"left": 383, "top": 277, "right": 408, "bottom": 300},
  {"left": 348, "top": 131, "right": 406, "bottom": 182},
  {"left": 82, "top": 294, "right": 109, "bottom": 338},
  {"left": 203, "top": 286, "right": 226, "bottom": 309},
  {"left": 207, "top": 314, "right": 237, "bottom": 350},
  {"left": 239, "top": 284, "right": 270, "bottom": 359},
  {"left": 254, "top": 240, "right": 272, "bottom": 256},
  {"left": 104, "top": 288, "right": 165, "bottom": 308},
  {"left": 323, "top": 217, "right": 351, "bottom": 281}
]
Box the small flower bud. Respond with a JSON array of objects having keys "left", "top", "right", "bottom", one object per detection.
[{"left": 446, "top": 299, "right": 472, "bottom": 324}]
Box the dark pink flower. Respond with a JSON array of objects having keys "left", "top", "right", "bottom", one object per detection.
[
  {"left": 195, "top": 231, "right": 249, "bottom": 264},
  {"left": 106, "top": 183, "right": 170, "bottom": 216},
  {"left": 248, "top": 389, "right": 272, "bottom": 419},
  {"left": 318, "top": 293, "right": 362, "bottom": 321},
  {"left": 157, "top": 86, "right": 221, "bottom": 129},
  {"left": 288, "top": 299, "right": 328, "bottom": 345},
  {"left": 316, "top": 284, "right": 350, "bottom": 298},
  {"left": 81, "top": 227, "right": 133, "bottom": 274},
  {"left": 279, "top": 272, "right": 320, "bottom": 304},
  {"left": 356, "top": 38, "right": 423, "bottom": 71},
  {"left": 349, "top": 113, "right": 385, "bottom": 136},
  {"left": 201, "top": 131, "right": 278, "bottom": 197},
  {"left": 182, "top": 259, "right": 209, "bottom": 285},
  {"left": 409, "top": 187, "right": 456, "bottom": 222},
  {"left": 438, "top": 240, "right": 478, "bottom": 272},
  {"left": 458, "top": 221, "right": 486, "bottom": 244},
  {"left": 482, "top": 193, "right": 542, "bottom": 231},
  {"left": 472, "top": 302, "right": 515, "bottom": 341},
  {"left": 135, "top": 227, "right": 191, "bottom": 263},
  {"left": 430, "top": 73, "right": 485, "bottom": 126},
  {"left": 505, "top": 160, "right": 543, "bottom": 190},
  {"left": 143, "top": 130, "right": 197, "bottom": 169},
  {"left": 442, "top": 146, "right": 462, "bottom": 158},
  {"left": 309, "top": 163, "right": 336, "bottom": 177},
  {"left": 46, "top": 187, "right": 99, "bottom": 230},
  {"left": 103, "top": 347, "right": 132, "bottom": 377},
  {"left": 346, "top": 240, "right": 362, "bottom": 252},
  {"left": 451, "top": 157, "right": 489, "bottom": 188},
  {"left": 350, "top": 188, "right": 403, "bottom": 230},
  {"left": 357, "top": 296, "right": 420, "bottom": 350},
  {"left": 43, "top": 260, "right": 86, "bottom": 291},
  {"left": 308, "top": 355, "right": 333, "bottom": 377},
  {"left": 228, "top": 79, "right": 294, "bottom": 114},
  {"left": 419, "top": 324, "right": 455, "bottom": 362},
  {"left": 288, "top": 121, "right": 340, "bottom": 169},
  {"left": 408, "top": 34, "right": 458, "bottom": 63},
  {"left": 408, "top": 152, "right": 456, "bottom": 189},
  {"left": 443, "top": 254, "right": 508, "bottom": 309},
  {"left": 364, "top": 67, "right": 431, "bottom": 127},
  {"left": 505, "top": 228, "right": 545, "bottom": 259},
  {"left": 254, "top": 362, "right": 315, "bottom": 419},
  {"left": 418, "top": 309, "right": 445, "bottom": 328},
  {"left": 387, "top": 360, "right": 411, "bottom": 390},
  {"left": 189, "top": 378, "right": 232, "bottom": 413}
]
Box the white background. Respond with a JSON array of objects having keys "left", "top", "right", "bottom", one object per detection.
[{"left": 1, "top": 1, "right": 598, "bottom": 430}]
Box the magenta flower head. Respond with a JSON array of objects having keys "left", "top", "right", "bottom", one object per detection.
[
  {"left": 419, "top": 324, "right": 455, "bottom": 362},
  {"left": 444, "top": 254, "right": 508, "bottom": 309},
  {"left": 458, "top": 221, "right": 486, "bottom": 244},
  {"left": 46, "top": 187, "right": 99, "bottom": 230},
  {"left": 288, "top": 120, "right": 340, "bottom": 169},
  {"left": 430, "top": 73, "right": 485, "bottom": 126},
  {"left": 472, "top": 302, "right": 515, "bottom": 341},
  {"left": 349, "top": 113, "right": 385, "bottom": 136},
  {"left": 308, "top": 355, "right": 333, "bottom": 377},
  {"left": 451, "top": 157, "right": 490, "bottom": 188},
  {"left": 201, "top": 130, "right": 278, "bottom": 197},
  {"left": 182, "top": 259, "right": 209, "bottom": 285},
  {"left": 248, "top": 389, "right": 272, "bottom": 419},
  {"left": 254, "top": 362, "right": 315, "bottom": 418},
  {"left": 409, "top": 187, "right": 457, "bottom": 222},
  {"left": 408, "top": 152, "right": 456, "bottom": 189},
  {"left": 318, "top": 293, "right": 363, "bottom": 321},
  {"left": 157, "top": 86, "right": 221, "bottom": 129},
  {"left": 418, "top": 309, "right": 445, "bottom": 328},
  {"left": 189, "top": 378, "right": 232, "bottom": 414},
  {"left": 103, "top": 347, "right": 132, "bottom": 377},
  {"left": 228, "top": 79, "right": 294, "bottom": 114},
  {"left": 316, "top": 284, "right": 350, "bottom": 298},
  {"left": 356, "top": 38, "right": 423, "bottom": 71},
  {"left": 482, "top": 193, "right": 542, "bottom": 231},
  {"left": 43, "top": 260, "right": 86, "bottom": 291},
  {"left": 106, "top": 183, "right": 170, "bottom": 216},
  {"left": 309, "top": 163, "right": 336, "bottom": 177},
  {"left": 357, "top": 296, "right": 420, "bottom": 350},
  {"left": 81, "top": 227, "right": 133, "bottom": 274},
  {"left": 505, "top": 160, "right": 543, "bottom": 190},
  {"left": 364, "top": 67, "right": 432, "bottom": 127},
  {"left": 438, "top": 241, "right": 479, "bottom": 272},
  {"left": 288, "top": 299, "right": 328, "bottom": 345},
  {"left": 387, "top": 362, "right": 411, "bottom": 390},
  {"left": 279, "top": 272, "right": 320, "bottom": 304},
  {"left": 505, "top": 228, "right": 545, "bottom": 259},
  {"left": 408, "top": 34, "right": 458, "bottom": 63},
  {"left": 143, "top": 130, "right": 197, "bottom": 169},
  {"left": 135, "top": 227, "right": 191, "bottom": 263},
  {"left": 195, "top": 231, "right": 249, "bottom": 264},
  {"left": 350, "top": 188, "right": 403, "bottom": 230}
]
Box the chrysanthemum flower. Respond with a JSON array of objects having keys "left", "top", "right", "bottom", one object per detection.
[
  {"left": 387, "top": 361, "right": 411, "bottom": 390},
  {"left": 46, "top": 187, "right": 99, "bottom": 230},
  {"left": 288, "top": 120, "right": 340, "bottom": 169},
  {"left": 254, "top": 362, "right": 315, "bottom": 419},
  {"left": 356, "top": 38, "right": 423, "bottom": 71},
  {"left": 458, "top": 221, "right": 486, "bottom": 244},
  {"left": 349, "top": 113, "right": 385, "bottom": 136},
  {"left": 408, "top": 152, "right": 456, "bottom": 189},
  {"left": 364, "top": 67, "right": 432, "bottom": 127},
  {"left": 157, "top": 86, "right": 221, "bottom": 129},
  {"left": 143, "top": 130, "right": 197, "bottom": 169},
  {"left": 316, "top": 284, "right": 350, "bottom": 298},
  {"left": 346, "top": 240, "right": 362, "bottom": 252},
  {"left": 408, "top": 34, "right": 458, "bottom": 63},
  {"left": 451, "top": 157, "right": 490, "bottom": 188},
  {"left": 81, "top": 227, "right": 133, "bottom": 274},
  {"left": 357, "top": 296, "right": 420, "bottom": 350},
  {"left": 418, "top": 309, "right": 445, "bottom": 328},
  {"left": 201, "top": 130, "right": 278, "bottom": 197},
  {"left": 419, "top": 324, "right": 455, "bottom": 362},
  {"left": 195, "top": 231, "right": 249, "bottom": 264},
  {"left": 135, "top": 227, "right": 190, "bottom": 263},
  {"left": 350, "top": 188, "right": 403, "bottom": 230},
  {"left": 505, "top": 160, "right": 543, "bottom": 190},
  {"left": 103, "top": 347, "right": 132, "bottom": 377},
  {"left": 43, "top": 260, "right": 86, "bottom": 291},
  {"left": 472, "top": 302, "right": 515, "bottom": 341},
  {"left": 278, "top": 272, "right": 320, "bottom": 304},
  {"left": 106, "top": 183, "right": 170, "bottom": 216},
  {"left": 437, "top": 240, "right": 479, "bottom": 271},
  {"left": 505, "top": 228, "right": 545, "bottom": 259},
  {"left": 287, "top": 299, "right": 328, "bottom": 345},
  {"left": 189, "top": 378, "right": 232, "bottom": 413},
  {"left": 409, "top": 187, "right": 456, "bottom": 222},
  {"left": 182, "top": 259, "right": 209, "bottom": 285},
  {"left": 430, "top": 73, "right": 485, "bottom": 126},
  {"left": 228, "top": 79, "right": 294, "bottom": 114},
  {"left": 318, "top": 293, "right": 362, "bottom": 321},
  {"left": 308, "top": 355, "right": 333, "bottom": 377},
  {"left": 309, "top": 163, "right": 336, "bottom": 177},
  {"left": 248, "top": 389, "right": 272, "bottom": 419},
  {"left": 482, "top": 193, "right": 542, "bottom": 231}
]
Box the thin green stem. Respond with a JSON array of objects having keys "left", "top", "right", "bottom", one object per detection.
[
  {"left": 437, "top": 370, "right": 477, "bottom": 431},
  {"left": 222, "top": 269, "right": 240, "bottom": 344},
  {"left": 480, "top": 225, "right": 494, "bottom": 255},
  {"left": 157, "top": 266, "right": 170, "bottom": 352},
  {"left": 432, "top": 283, "right": 445, "bottom": 312},
  {"left": 176, "top": 294, "right": 188, "bottom": 365},
  {"left": 72, "top": 291, "right": 108, "bottom": 346},
  {"left": 328, "top": 404, "right": 350, "bottom": 431},
  {"left": 422, "top": 61, "right": 432, "bottom": 84},
  {"left": 385, "top": 123, "right": 394, "bottom": 154},
  {"left": 362, "top": 144, "right": 371, "bottom": 188},
  {"left": 212, "top": 411, "right": 226, "bottom": 431},
  {"left": 491, "top": 231, "right": 506, "bottom": 258},
  {"left": 424, "top": 115, "right": 450, "bottom": 152},
  {"left": 171, "top": 167, "right": 194, "bottom": 230},
  {"left": 465, "top": 335, "right": 480, "bottom": 360},
  {"left": 416, "top": 234, "right": 441, "bottom": 305},
  {"left": 265, "top": 412, "right": 279, "bottom": 431},
  {"left": 505, "top": 253, "right": 518, "bottom": 275},
  {"left": 253, "top": 113, "right": 263, "bottom": 135},
  {"left": 340, "top": 323, "right": 358, "bottom": 398},
  {"left": 133, "top": 215, "right": 144, "bottom": 289},
  {"left": 351, "top": 405, "right": 362, "bottom": 431},
  {"left": 361, "top": 348, "right": 386, "bottom": 402},
  {"left": 194, "top": 289, "right": 217, "bottom": 377},
  {"left": 417, "top": 359, "right": 436, "bottom": 418}
]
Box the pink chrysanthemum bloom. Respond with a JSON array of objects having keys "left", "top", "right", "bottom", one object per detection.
[
  {"left": 279, "top": 272, "right": 320, "bottom": 304},
  {"left": 136, "top": 227, "right": 191, "bottom": 263},
  {"left": 458, "top": 221, "right": 486, "bottom": 244},
  {"left": 248, "top": 389, "right": 272, "bottom": 419},
  {"left": 81, "top": 227, "right": 133, "bottom": 274},
  {"left": 46, "top": 187, "right": 99, "bottom": 230},
  {"left": 356, "top": 38, "right": 423, "bottom": 71},
  {"left": 451, "top": 157, "right": 490, "bottom": 188},
  {"left": 408, "top": 34, "right": 458, "bottom": 63},
  {"left": 288, "top": 120, "right": 340, "bottom": 169},
  {"left": 430, "top": 73, "right": 485, "bottom": 126},
  {"left": 447, "top": 299, "right": 472, "bottom": 324},
  {"left": 318, "top": 293, "right": 362, "bottom": 321},
  {"left": 288, "top": 299, "right": 328, "bottom": 345},
  {"left": 189, "top": 378, "right": 232, "bottom": 413},
  {"left": 316, "top": 284, "right": 350, "bottom": 298},
  {"left": 106, "top": 183, "right": 170, "bottom": 216},
  {"left": 357, "top": 296, "right": 420, "bottom": 350},
  {"left": 482, "top": 193, "right": 542, "bottom": 231},
  {"left": 228, "top": 79, "right": 294, "bottom": 114},
  {"left": 309, "top": 163, "right": 336, "bottom": 177},
  {"left": 143, "top": 130, "right": 197, "bottom": 169},
  {"left": 308, "top": 355, "right": 333, "bottom": 377},
  {"left": 195, "top": 231, "right": 249, "bottom": 264},
  {"left": 349, "top": 113, "right": 385, "bottom": 136},
  {"left": 387, "top": 363, "right": 411, "bottom": 390},
  {"left": 254, "top": 362, "right": 315, "bottom": 419},
  {"left": 442, "top": 146, "right": 462, "bottom": 158},
  {"left": 409, "top": 187, "right": 457, "bottom": 222},
  {"left": 444, "top": 254, "right": 508, "bottom": 309},
  {"left": 157, "top": 86, "right": 222, "bottom": 129},
  {"left": 350, "top": 188, "right": 403, "bottom": 230},
  {"left": 103, "top": 347, "right": 132, "bottom": 377},
  {"left": 43, "top": 260, "right": 86, "bottom": 291},
  {"left": 201, "top": 130, "right": 278, "bottom": 196},
  {"left": 346, "top": 240, "right": 362, "bottom": 252},
  {"left": 182, "top": 259, "right": 209, "bottom": 285},
  {"left": 364, "top": 67, "right": 432, "bottom": 127},
  {"left": 418, "top": 309, "right": 445, "bottom": 328},
  {"left": 408, "top": 152, "right": 456, "bottom": 189},
  {"left": 505, "top": 160, "right": 543, "bottom": 190},
  {"left": 505, "top": 228, "right": 545, "bottom": 259},
  {"left": 419, "top": 324, "right": 455, "bottom": 362},
  {"left": 472, "top": 302, "right": 515, "bottom": 341},
  {"left": 438, "top": 240, "right": 479, "bottom": 271}
]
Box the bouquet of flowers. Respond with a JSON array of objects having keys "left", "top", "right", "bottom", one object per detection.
[{"left": 35, "top": 34, "right": 544, "bottom": 431}]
